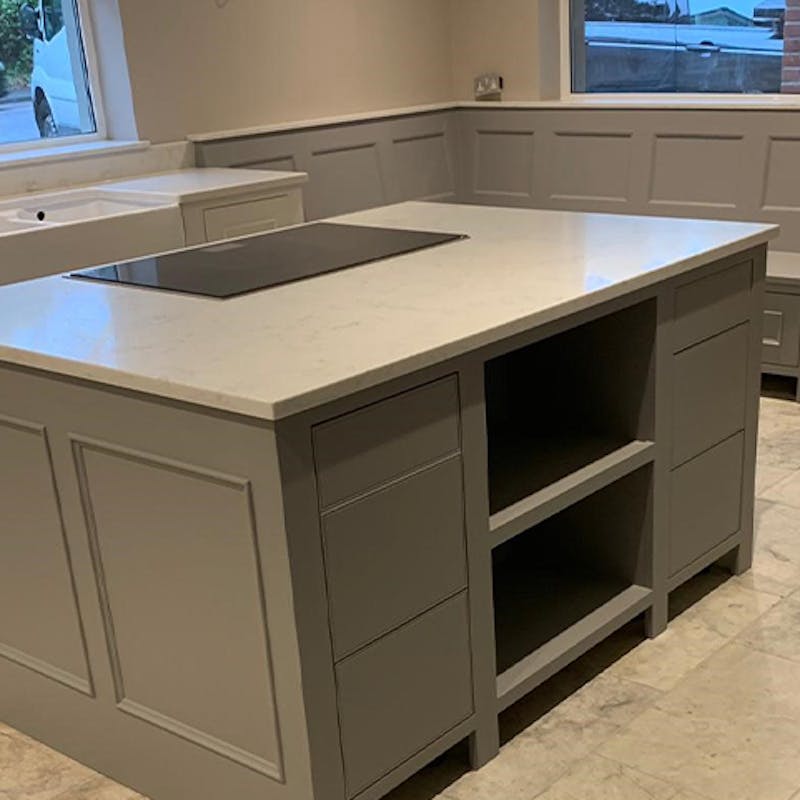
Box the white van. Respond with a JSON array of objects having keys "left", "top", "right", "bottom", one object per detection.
[{"left": 20, "top": 0, "right": 94, "bottom": 138}]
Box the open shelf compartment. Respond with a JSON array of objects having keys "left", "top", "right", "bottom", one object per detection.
[
  {"left": 485, "top": 300, "right": 657, "bottom": 521},
  {"left": 492, "top": 465, "right": 654, "bottom": 710}
]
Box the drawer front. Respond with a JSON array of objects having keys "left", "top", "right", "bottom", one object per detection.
[
  {"left": 673, "top": 260, "right": 752, "bottom": 353},
  {"left": 323, "top": 456, "right": 467, "bottom": 659},
  {"left": 203, "top": 193, "right": 299, "bottom": 241},
  {"left": 313, "top": 376, "right": 460, "bottom": 509},
  {"left": 762, "top": 292, "right": 800, "bottom": 367},
  {"left": 669, "top": 433, "right": 744, "bottom": 576},
  {"left": 672, "top": 324, "right": 749, "bottom": 468},
  {"left": 335, "top": 593, "right": 473, "bottom": 797}
]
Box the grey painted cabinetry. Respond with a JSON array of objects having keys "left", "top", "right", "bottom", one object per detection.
[
  {"left": 0, "top": 248, "right": 765, "bottom": 800},
  {"left": 761, "top": 267, "right": 800, "bottom": 399},
  {"left": 668, "top": 260, "right": 760, "bottom": 583},
  {"left": 763, "top": 292, "right": 800, "bottom": 370}
]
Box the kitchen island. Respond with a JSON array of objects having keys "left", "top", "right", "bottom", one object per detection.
[{"left": 0, "top": 203, "right": 777, "bottom": 800}]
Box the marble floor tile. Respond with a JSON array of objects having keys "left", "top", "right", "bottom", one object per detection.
[
  {"left": 761, "top": 469, "right": 800, "bottom": 509},
  {"left": 750, "top": 501, "right": 800, "bottom": 588},
  {"left": 756, "top": 464, "right": 798, "bottom": 496},
  {"left": 51, "top": 776, "right": 145, "bottom": 800},
  {"left": 499, "top": 668, "right": 661, "bottom": 744},
  {"left": 0, "top": 727, "right": 96, "bottom": 800},
  {"left": 737, "top": 594, "right": 800, "bottom": 663},
  {"left": 437, "top": 732, "right": 581, "bottom": 800},
  {"left": 531, "top": 754, "right": 710, "bottom": 800},
  {"left": 443, "top": 673, "right": 660, "bottom": 800},
  {"left": 607, "top": 577, "right": 779, "bottom": 691},
  {"left": 758, "top": 400, "right": 800, "bottom": 470},
  {"left": 599, "top": 643, "right": 800, "bottom": 800},
  {"left": 733, "top": 567, "right": 798, "bottom": 597}
]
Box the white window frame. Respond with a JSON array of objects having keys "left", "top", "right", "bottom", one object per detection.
[
  {"left": 558, "top": 0, "right": 800, "bottom": 105},
  {"left": 0, "top": 0, "right": 108, "bottom": 155}
]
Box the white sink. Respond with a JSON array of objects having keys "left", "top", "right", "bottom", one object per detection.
[
  {"left": 0, "top": 187, "right": 185, "bottom": 286},
  {"left": 0, "top": 188, "right": 171, "bottom": 227}
]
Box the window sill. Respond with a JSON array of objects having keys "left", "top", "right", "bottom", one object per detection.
[
  {"left": 459, "top": 96, "right": 800, "bottom": 112},
  {"left": 0, "top": 139, "right": 150, "bottom": 171}
]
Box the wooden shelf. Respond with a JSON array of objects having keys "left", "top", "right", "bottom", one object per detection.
[
  {"left": 489, "top": 439, "right": 655, "bottom": 548},
  {"left": 496, "top": 580, "right": 652, "bottom": 711}
]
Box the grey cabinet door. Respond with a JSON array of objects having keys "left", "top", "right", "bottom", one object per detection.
[
  {"left": 312, "top": 376, "right": 460, "bottom": 509},
  {"left": 762, "top": 292, "right": 800, "bottom": 368},
  {"left": 671, "top": 324, "right": 749, "bottom": 468},
  {"left": 335, "top": 593, "right": 473, "bottom": 797},
  {"left": 322, "top": 456, "right": 468, "bottom": 660},
  {"left": 669, "top": 433, "right": 744, "bottom": 576},
  {"left": 673, "top": 260, "right": 753, "bottom": 353}
]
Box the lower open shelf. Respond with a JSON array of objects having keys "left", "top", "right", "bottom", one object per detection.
[
  {"left": 495, "top": 568, "right": 651, "bottom": 710},
  {"left": 490, "top": 464, "right": 654, "bottom": 711}
]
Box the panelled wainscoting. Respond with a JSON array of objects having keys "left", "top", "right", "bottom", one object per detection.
[{"left": 197, "top": 106, "right": 800, "bottom": 253}]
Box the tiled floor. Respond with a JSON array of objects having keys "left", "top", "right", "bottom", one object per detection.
[{"left": 3, "top": 391, "right": 800, "bottom": 800}]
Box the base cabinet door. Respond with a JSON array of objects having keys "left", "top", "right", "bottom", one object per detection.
[
  {"left": 335, "top": 594, "right": 473, "bottom": 798},
  {"left": 669, "top": 434, "right": 745, "bottom": 576},
  {"left": 762, "top": 291, "right": 800, "bottom": 368}
]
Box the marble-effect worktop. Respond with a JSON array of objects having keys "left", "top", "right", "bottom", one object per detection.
[
  {"left": 0, "top": 202, "right": 777, "bottom": 420},
  {"left": 99, "top": 167, "right": 308, "bottom": 204}
]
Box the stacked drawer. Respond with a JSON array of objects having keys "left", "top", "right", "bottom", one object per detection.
[
  {"left": 669, "top": 260, "right": 753, "bottom": 576},
  {"left": 312, "top": 376, "right": 474, "bottom": 798}
]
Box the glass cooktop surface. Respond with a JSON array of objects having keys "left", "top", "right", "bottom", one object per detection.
[{"left": 69, "top": 223, "right": 466, "bottom": 299}]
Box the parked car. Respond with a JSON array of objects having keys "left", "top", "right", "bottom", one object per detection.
[
  {"left": 20, "top": 0, "right": 82, "bottom": 137},
  {"left": 584, "top": 21, "right": 784, "bottom": 92}
]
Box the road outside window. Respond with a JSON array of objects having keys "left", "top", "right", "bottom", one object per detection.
[
  {"left": 0, "top": 0, "right": 96, "bottom": 147},
  {"left": 571, "top": 0, "right": 794, "bottom": 93}
]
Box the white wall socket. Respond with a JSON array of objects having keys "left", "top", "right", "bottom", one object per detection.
[{"left": 474, "top": 73, "right": 504, "bottom": 101}]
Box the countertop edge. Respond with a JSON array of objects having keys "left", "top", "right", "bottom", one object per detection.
[{"left": 99, "top": 171, "right": 309, "bottom": 205}]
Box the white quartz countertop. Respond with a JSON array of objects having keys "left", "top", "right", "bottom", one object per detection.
[
  {"left": 100, "top": 167, "right": 308, "bottom": 204},
  {"left": 0, "top": 202, "right": 777, "bottom": 420}
]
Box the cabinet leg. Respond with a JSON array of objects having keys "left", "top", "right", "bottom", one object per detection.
[
  {"left": 645, "top": 597, "right": 668, "bottom": 639},
  {"left": 719, "top": 543, "right": 752, "bottom": 576},
  {"left": 469, "top": 724, "right": 499, "bottom": 771}
]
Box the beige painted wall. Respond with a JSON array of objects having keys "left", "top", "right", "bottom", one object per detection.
[
  {"left": 449, "top": 0, "right": 542, "bottom": 101},
  {"left": 119, "top": 0, "right": 454, "bottom": 143}
]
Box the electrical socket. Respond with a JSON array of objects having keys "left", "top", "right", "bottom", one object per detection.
[{"left": 474, "top": 73, "right": 504, "bottom": 101}]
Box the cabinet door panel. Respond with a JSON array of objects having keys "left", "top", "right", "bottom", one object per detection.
[
  {"left": 203, "top": 193, "right": 299, "bottom": 242},
  {"left": 673, "top": 260, "right": 752, "bottom": 353},
  {"left": 323, "top": 457, "right": 467, "bottom": 659},
  {"left": 762, "top": 292, "right": 800, "bottom": 367},
  {"left": 313, "top": 376, "right": 460, "bottom": 509},
  {"left": 335, "top": 593, "right": 473, "bottom": 797},
  {"left": 670, "top": 433, "right": 744, "bottom": 576},
  {"left": 672, "top": 324, "right": 748, "bottom": 468}
]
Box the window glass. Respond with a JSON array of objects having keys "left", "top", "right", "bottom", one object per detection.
[
  {"left": 0, "top": 0, "right": 97, "bottom": 146},
  {"left": 42, "top": 0, "right": 64, "bottom": 41},
  {"left": 573, "top": 0, "right": 786, "bottom": 93}
]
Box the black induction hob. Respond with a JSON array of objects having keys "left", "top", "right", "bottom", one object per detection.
[{"left": 69, "top": 223, "right": 466, "bottom": 298}]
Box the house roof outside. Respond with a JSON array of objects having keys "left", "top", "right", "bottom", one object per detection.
[{"left": 689, "top": 6, "right": 758, "bottom": 23}]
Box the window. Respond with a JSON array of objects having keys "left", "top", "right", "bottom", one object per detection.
[
  {"left": 570, "top": 0, "right": 787, "bottom": 94},
  {"left": 0, "top": 0, "right": 99, "bottom": 147},
  {"left": 42, "top": 0, "right": 65, "bottom": 40}
]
